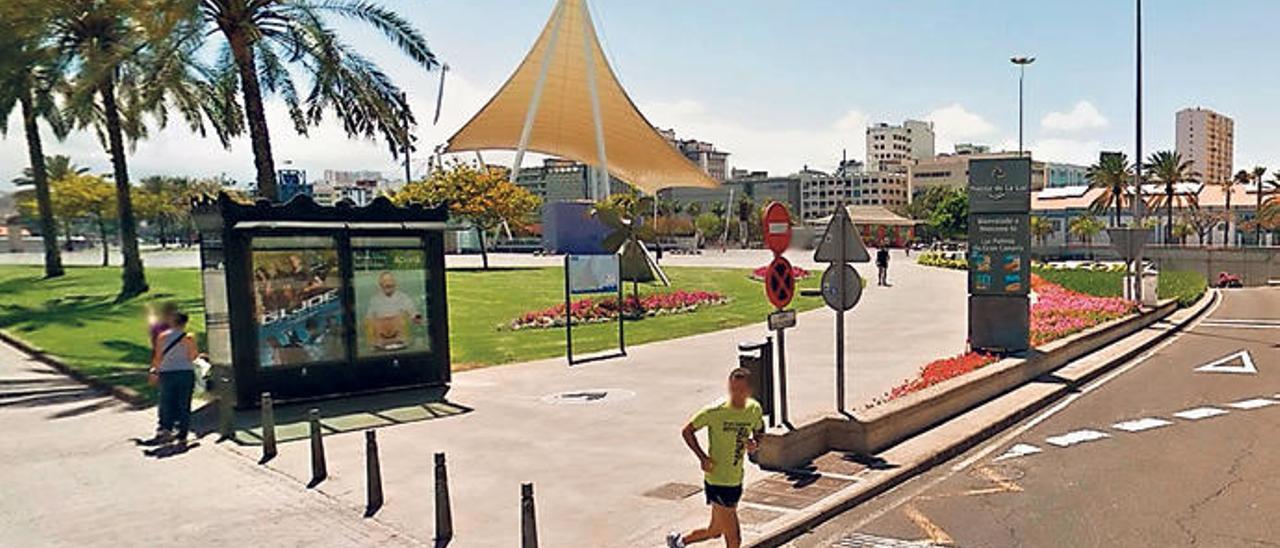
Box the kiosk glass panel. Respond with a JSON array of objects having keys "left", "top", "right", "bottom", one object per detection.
[
  {"left": 351, "top": 237, "right": 431, "bottom": 358},
  {"left": 250, "top": 236, "right": 346, "bottom": 368}
]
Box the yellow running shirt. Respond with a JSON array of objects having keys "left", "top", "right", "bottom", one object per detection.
[{"left": 689, "top": 398, "right": 764, "bottom": 487}]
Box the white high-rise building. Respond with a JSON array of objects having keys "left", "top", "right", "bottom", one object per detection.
[
  {"left": 865, "top": 119, "right": 935, "bottom": 173},
  {"left": 1176, "top": 107, "right": 1234, "bottom": 184}
]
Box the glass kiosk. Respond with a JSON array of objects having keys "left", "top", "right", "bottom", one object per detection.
[{"left": 192, "top": 193, "right": 451, "bottom": 408}]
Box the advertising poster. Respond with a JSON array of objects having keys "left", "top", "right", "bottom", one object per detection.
[
  {"left": 567, "top": 255, "right": 620, "bottom": 295},
  {"left": 253, "top": 248, "right": 346, "bottom": 368},
  {"left": 354, "top": 247, "right": 430, "bottom": 357}
]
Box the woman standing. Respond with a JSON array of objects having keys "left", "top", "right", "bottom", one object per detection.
[{"left": 150, "top": 312, "right": 199, "bottom": 446}]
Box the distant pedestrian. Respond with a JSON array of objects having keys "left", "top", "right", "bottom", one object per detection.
[
  {"left": 150, "top": 312, "right": 200, "bottom": 446},
  {"left": 667, "top": 368, "right": 764, "bottom": 548},
  {"left": 876, "top": 247, "right": 890, "bottom": 286}
]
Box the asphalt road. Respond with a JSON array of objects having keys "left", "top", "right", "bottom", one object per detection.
[{"left": 787, "top": 288, "right": 1280, "bottom": 548}]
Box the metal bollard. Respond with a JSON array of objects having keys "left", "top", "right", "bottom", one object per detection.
[
  {"left": 260, "top": 392, "right": 277, "bottom": 463},
  {"left": 520, "top": 483, "right": 538, "bottom": 548},
  {"left": 365, "top": 430, "right": 384, "bottom": 516},
  {"left": 308, "top": 409, "right": 327, "bottom": 486},
  {"left": 216, "top": 376, "right": 234, "bottom": 441},
  {"left": 434, "top": 453, "right": 453, "bottom": 543}
]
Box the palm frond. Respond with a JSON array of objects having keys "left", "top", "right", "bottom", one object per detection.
[{"left": 300, "top": 0, "right": 438, "bottom": 71}]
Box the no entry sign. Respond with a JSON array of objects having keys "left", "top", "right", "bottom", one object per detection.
[
  {"left": 764, "top": 256, "right": 795, "bottom": 309},
  {"left": 763, "top": 202, "right": 793, "bottom": 255}
]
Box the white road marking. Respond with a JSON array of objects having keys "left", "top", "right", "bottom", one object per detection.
[
  {"left": 1173, "top": 407, "right": 1228, "bottom": 420},
  {"left": 828, "top": 293, "right": 1221, "bottom": 536},
  {"left": 1112, "top": 417, "right": 1173, "bottom": 432},
  {"left": 1045, "top": 429, "right": 1110, "bottom": 447},
  {"left": 993, "top": 443, "right": 1042, "bottom": 462},
  {"left": 1227, "top": 398, "right": 1277, "bottom": 410},
  {"left": 1200, "top": 319, "right": 1280, "bottom": 329},
  {"left": 1193, "top": 350, "right": 1257, "bottom": 374}
]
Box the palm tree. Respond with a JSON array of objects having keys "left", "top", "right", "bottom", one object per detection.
[
  {"left": 12, "top": 155, "right": 91, "bottom": 186},
  {"left": 1143, "top": 150, "right": 1199, "bottom": 244},
  {"left": 1251, "top": 166, "right": 1270, "bottom": 246},
  {"left": 1217, "top": 170, "right": 1250, "bottom": 247},
  {"left": 1087, "top": 153, "right": 1133, "bottom": 227},
  {"left": 195, "top": 0, "right": 440, "bottom": 201},
  {"left": 1069, "top": 215, "right": 1104, "bottom": 260},
  {"left": 1029, "top": 215, "right": 1054, "bottom": 246},
  {"left": 0, "top": 8, "right": 67, "bottom": 278},
  {"left": 45, "top": 0, "right": 238, "bottom": 298}
]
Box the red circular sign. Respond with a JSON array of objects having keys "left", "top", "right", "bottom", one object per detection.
[
  {"left": 765, "top": 256, "right": 796, "bottom": 309},
  {"left": 763, "top": 202, "right": 793, "bottom": 255}
]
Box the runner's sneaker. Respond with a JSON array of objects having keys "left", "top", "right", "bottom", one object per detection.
[{"left": 666, "top": 532, "right": 684, "bottom": 548}]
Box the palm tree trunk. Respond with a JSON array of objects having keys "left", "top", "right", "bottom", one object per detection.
[
  {"left": 1224, "top": 194, "right": 1232, "bottom": 247},
  {"left": 100, "top": 76, "right": 148, "bottom": 298},
  {"left": 18, "top": 92, "right": 63, "bottom": 278},
  {"left": 227, "top": 32, "right": 278, "bottom": 202},
  {"left": 1165, "top": 186, "right": 1173, "bottom": 245}
]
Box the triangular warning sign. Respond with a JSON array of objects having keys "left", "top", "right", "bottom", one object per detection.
[
  {"left": 1194, "top": 350, "right": 1257, "bottom": 374},
  {"left": 814, "top": 207, "right": 870, "bottom": 263}
]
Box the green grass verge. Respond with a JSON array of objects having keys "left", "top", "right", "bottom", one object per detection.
[
  {"left": 0, "top": 265, "right": 822, "bottom": 399},
  {"left": 1032, "top": 267, "right": 1206, "bottom": 307}
]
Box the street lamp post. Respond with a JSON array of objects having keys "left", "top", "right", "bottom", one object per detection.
[
  {"left": 1132, "top": 0, "right": 1145, "bottom": 302},
  {"left": 1011, "top": 56, "right": 1035, "bottom": 157}
]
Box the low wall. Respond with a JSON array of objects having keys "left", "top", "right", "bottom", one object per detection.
[
  {"left": 1146, "top": 246, "right": 1280, "bottom": 287},
  {"left": 757, "top": 299, "right": 1178, "bottom": 469}
]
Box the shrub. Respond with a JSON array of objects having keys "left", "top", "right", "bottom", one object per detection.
[
  {"left": 1158, "top": 270, "right": 1207, "bottom": 308},
  {"left": 916, "top": 251, "right": 966, "bottom": 270}
]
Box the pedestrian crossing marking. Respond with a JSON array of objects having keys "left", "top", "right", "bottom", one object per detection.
[
  {"left": 993, "top": 443, "right": 1042, "bottom": 462},
  {"left": 1172, "top": 407, "right": 1228, "bottom": 420},
  {"left": 1226, "top": 398, "right": 1277, "bottom": 410},
  {"left": 1112, "top": 417, "right": 1172, "bottom": 432},
  {"left": 1045, "top": 429, "right": 1109, "bottom": 447}
]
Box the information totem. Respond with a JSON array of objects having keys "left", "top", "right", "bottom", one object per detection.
[{"left": 967, "top": 158, "right": 1032, "bottom": 353}]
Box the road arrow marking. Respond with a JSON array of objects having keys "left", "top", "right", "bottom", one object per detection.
[
  {"left": 1173, "top": 407, "right": 1228, "bottom": 420},
  {"left": 1227, "top": 398, "right": 1278, "bottom": 410},
  {"left": 993, "top": 443, "right": 1042, "bottom": 462},
  {"left": 1194, "top": 350, "right": 1257, "bottom": 374},
  {"left": 1112, "top": 417, "right": 1173, "bottom": 433},
  {"left": 1045, "top": 429, "right": 1110, "bottom": 447}
]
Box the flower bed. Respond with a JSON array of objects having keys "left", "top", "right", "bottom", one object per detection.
[
  {"left": 1030, "top": 274, "right": 1137, "bottom": 346},
  {"left": 506, "top": 290, "right": 729, "bottom": 330},
  {"left": 870, "top": 274, "right": 1136, "bottom": 406},
  {"left": 750, "top": 265, "right": 811, "bottom": 281}
]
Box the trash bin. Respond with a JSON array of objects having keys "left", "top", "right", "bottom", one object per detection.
[{"left": 737, "top": 338, "right": 774, "bottom": 425}]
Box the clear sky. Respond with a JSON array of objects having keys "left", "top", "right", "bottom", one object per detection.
[{"left": 3, "top": 0, "right": 1277, "bottom": 190}]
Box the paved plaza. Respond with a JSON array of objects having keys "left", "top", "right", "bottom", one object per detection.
[{"left": 0, "top": 250, "right": 964, "bottom": 547}]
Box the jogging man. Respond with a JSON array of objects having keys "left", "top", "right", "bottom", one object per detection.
[{"left": 668, "top": 368, "right": 764, "bottom": 548}]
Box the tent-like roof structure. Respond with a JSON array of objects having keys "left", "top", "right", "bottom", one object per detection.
[
  {"left": 812, "top": 205, "right": 918, "bottom": 227},
  {"left": 444, "top": 0, "right": 719, "bottom": 195}
]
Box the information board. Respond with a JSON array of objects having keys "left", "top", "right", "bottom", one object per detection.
[
  {"left": 567, "top": 255, "right": 621, "bottom": 295},
  {"left": 967, "top": 213, "right": 1031, "bottom": 296}
]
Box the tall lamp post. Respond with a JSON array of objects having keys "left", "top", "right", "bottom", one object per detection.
[
  {"left": 1132, "top": 0, "right": 1145, "bottom": 302},
  {"left": 1011, "top": 56, "right": 1035, "bottom": 157}
]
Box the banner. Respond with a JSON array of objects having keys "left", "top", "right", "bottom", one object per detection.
[
  {"left": 353, "top": 247, "right": 430, "bottom": 357},
  {"left": 252, "top": 248, "right": 346, "bottom": 368}
]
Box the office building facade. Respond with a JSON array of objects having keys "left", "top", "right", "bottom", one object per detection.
[
  {"left": 866, "top": 120, "right": 935, "bottom": 173},
  {"left": 1176, "top": 107, "right": 1234, "bottom": 184}
]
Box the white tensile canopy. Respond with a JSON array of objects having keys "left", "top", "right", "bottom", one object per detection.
[{"left": 444, "top": 0, "right": 720, "bottom": 196}]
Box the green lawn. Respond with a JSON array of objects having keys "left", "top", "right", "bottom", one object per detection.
[
  {"left": 0, "top": 265, "right": 821, "bottom": 397},
  {"left": 1033, "top": 267, "right": 1207, "bottom": 307}
]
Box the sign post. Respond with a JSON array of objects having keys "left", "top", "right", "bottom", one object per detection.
[
  {"left": 967, "top": 158, "right": 1032, "bottom": 353},
  {"left": 564, "top": 254, "right": 624, "bottom": 365},
  {"left": 761, "top": 202, "right": 795, "bottom": 427},
  {"left": 814, "top": 203, "right": 870, "bottom": 413}
]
